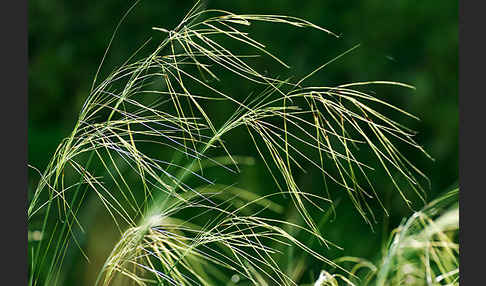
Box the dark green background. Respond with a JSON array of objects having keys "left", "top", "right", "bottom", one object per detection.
[{"left": 28, "top": 0, "right": 458, "bottom": 284}]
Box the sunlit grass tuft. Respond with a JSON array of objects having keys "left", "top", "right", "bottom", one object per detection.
[{"left": 316, "top": 188, "right": 459, "bottom": 286}]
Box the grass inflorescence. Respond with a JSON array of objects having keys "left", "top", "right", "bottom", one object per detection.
[{"left": 28, "top": 1, "right": 443, "bottom": 285}]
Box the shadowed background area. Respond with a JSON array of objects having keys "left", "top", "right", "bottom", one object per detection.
[{"left": 28, "top": 0, "right": 457, "bottom": 284}]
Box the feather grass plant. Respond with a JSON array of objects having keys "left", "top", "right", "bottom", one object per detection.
[{"left": 28, "top": 1, "right": 435, "bottom": 285}]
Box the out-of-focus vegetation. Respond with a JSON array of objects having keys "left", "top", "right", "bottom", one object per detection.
[
  {"left": 28, "top": 1, "right": 457, "bottom": 285},
  {"left": 314, "top": 188, "right": 458, "bottom": 286}
]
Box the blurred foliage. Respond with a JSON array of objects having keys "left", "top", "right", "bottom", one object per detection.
[{"left": 28, "top": 0, "right": 457, "bottom": 284}]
